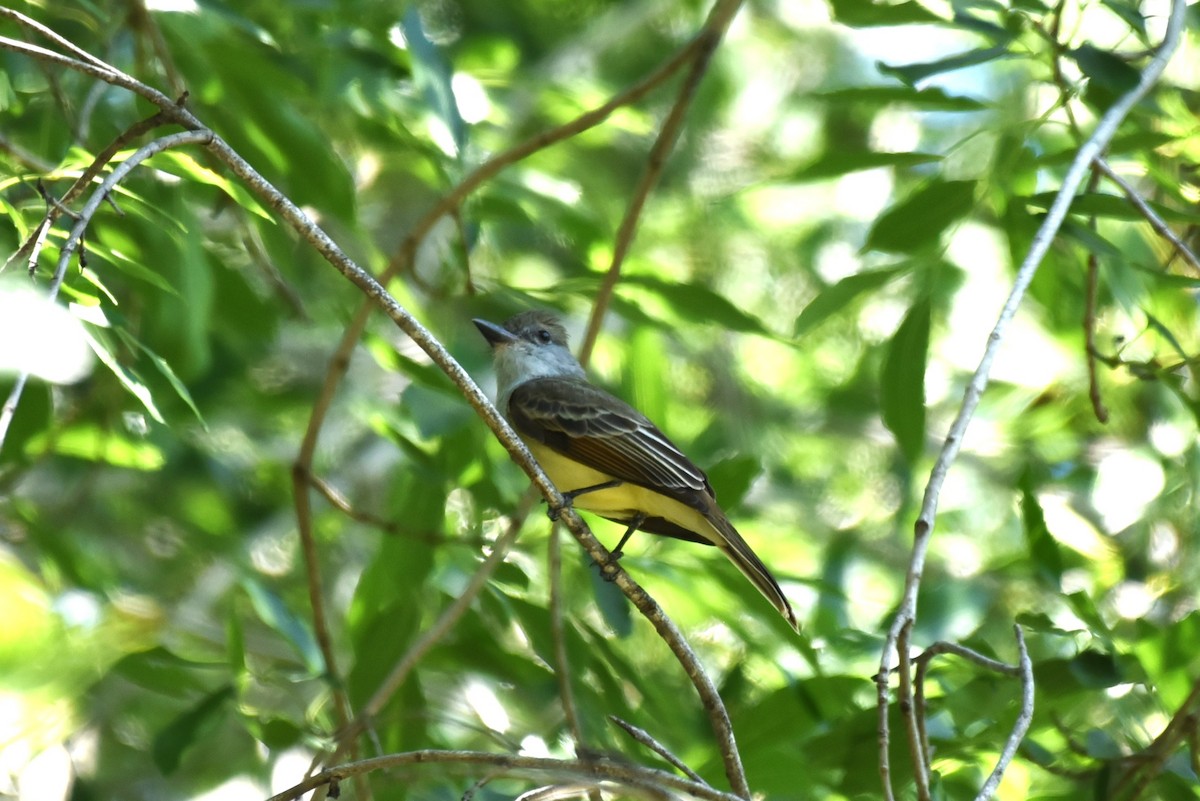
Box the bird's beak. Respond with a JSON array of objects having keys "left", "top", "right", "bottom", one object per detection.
[{"left": 473, "top": 318, "right": 518, "bottom": 348}]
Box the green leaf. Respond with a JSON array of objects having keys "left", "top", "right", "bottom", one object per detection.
[
  {"left": 705, "top": 454, "right": 761, "bottom": 509},
  {"left": 620, "top": 275, "right": 768, "bottom": 334},
  {"left": 1070, "top": 44, "right": 1140, "bottom": 94},
  {"left": 880, "top": 297, "right": 930, "bottom": 463},
  {"left": 791, "top": 150, "right": 943, "bottom": 181},
  {"left": 827, "top": 0, "right": 943, "bottom": 26},
  {"left": 152, "top": 685, "right": 234, "bottom": 774},
  {"left": 148, "top": 150, "right": 270, "bottom": 219},
  {"left": 83, "top": 328, "right": 166, "bottom": 424},
  {"left": 794, "top": 264, "right": 909, "bottom": 337},
  {"left": 866, "top": 180, "right": 977, "bottom": 254},
  {"left": 1020, "top": 476, "right": 1063, "bottom": 588},
  {"left": 118, "top": 332, "right": 206, "bottom": 426},
  {"left": 879, "top": 46, "right": 1011, "bottom": 86},
  {"left": 814, "top": 86, "right": 987, "bottom": 111},
  {"left": 25, "top": 424, "right": 165, "bottom": 469},
  {"left": 1067, "top": 649, "right": 1124, "bottom": 689},
  {"left": 1023, "top": 191, "right": 1200, "bottom": 223},
  {"left": 241, "top": 579, "right": 323, "bottom": 674}
]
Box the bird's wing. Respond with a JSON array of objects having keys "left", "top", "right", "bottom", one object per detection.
[{"left": 506, "top": 378, "right": 712, "bottom": 505}]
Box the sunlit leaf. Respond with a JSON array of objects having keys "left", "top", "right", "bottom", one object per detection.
[
  {"left": 25, "top": 424, "right": 165, "bottom": 469},
  {"left": 83, "top": 328, "right": 166, "bottom": 423},
  {"left": 866, "top": 180, "right": 976, "bottom": 253}
]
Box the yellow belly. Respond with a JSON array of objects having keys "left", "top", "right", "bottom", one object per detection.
[{"left": 525, "top": 440, "right": 716, "bottom": 543}]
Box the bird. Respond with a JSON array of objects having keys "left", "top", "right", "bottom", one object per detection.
[{"left": 474, "top": 309, "right": 797, "bottom": 630}]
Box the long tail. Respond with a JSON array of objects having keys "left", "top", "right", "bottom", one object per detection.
[{"left": 705, "top": 508, "right": 798, "bottom": 631}]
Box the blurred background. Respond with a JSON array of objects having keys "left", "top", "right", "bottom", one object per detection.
[{"left": 1, "top": 0, "right": 1198, "bottom": 799}]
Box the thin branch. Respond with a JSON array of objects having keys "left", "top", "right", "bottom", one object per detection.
[
  {"left": 913, "top": 641, "right": 1021, "bottom": 676},
  {"left": 1111, "top": 673, "right": 1200, "bottom": 800},
  {"left": 269, "top": 750, "right": 744, "bottom": 801},
  {"left": 290, "top": 462, "right": 357, "bottom": 762},
  {"left": 323, "top": 492, "right": 537, "bottom": 764},
  {"left": 876, "top": 1, "right": 1188, "bottom": 798},
  {"left": 549, "top": 522, "right": 591, "bottom": 765},
  {"left": 4, "top": 10, "right": 755, "bottom": 796},
  {"left": 578, "top": 0, "right": 744, "bottom": 364},
  {"left": 974, "top": 627, "right": 1034, "bottom": 801},
  {"left": 896, "top": 621, "right": 930, "bottom": 800},
  {"left": 286, "top": 21, "right": 725, "bottom": 769},
  {"left": 610, "top": 716, "right": 707, "bottom": 786},
  {"left": 1092, "top": 158, "right": 1200, "bottom": 275},
  {"left": 1084, "top": 249, "right": 1109, "bottom": 423},
  {"left": 7, "top": 110, "right": 176, "bottom": 274},
  {"left": 0, "top": 132, "right": 55, "bottom": 172}
]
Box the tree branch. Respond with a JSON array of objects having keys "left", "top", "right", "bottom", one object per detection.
[
  {"left": 876, "top": 0, "right": 1189, "bottom": 797},
  {"left": 1092, "top": 158, "right": 1200, "bottom": 275},
  {"left": 269, "top": 750, "right": 744, "bottom": 801},
  {"left": 578, "top": 0, "right": 744, "bottom": 363}
]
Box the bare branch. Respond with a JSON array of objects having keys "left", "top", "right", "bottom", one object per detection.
[
  {"left": 578, "top": 0, "right": 745, "bottom": 364},
  {"left": 323, "top": 492, "right": 537, "bottom": 765},
  {"left": 974, "top": 627, "right": 1034, "bottom": 801},
  {"left": 268, "top": 750, "right": 743, "bottom": 801},
  {"left": 549, "top": 521, "right": 591, "bottom": 774},
  {"left": 610, "top": 716, "right": 708, "bottom": 786},
  {"left": 876, "top": 0, "right": 1189, "bottom": 797},
  {"left": 1093, "top": 158, "right": 1200, "bottom": 275}
]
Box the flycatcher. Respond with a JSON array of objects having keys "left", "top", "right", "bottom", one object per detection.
[{"left": 475, "top": 310, "right": 797, "bottom": 630}]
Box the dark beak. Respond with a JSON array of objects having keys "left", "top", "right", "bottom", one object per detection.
[{"left": 473, "top": 318, "right": 517, "bottom": 347}]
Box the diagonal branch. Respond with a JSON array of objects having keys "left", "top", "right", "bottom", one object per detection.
[
  {"left": 1092, "top": 158, "right": 1200, "bottom": 275},
  {"left": 578, "top": 0, "right": 744, "bottom": 364},
  {"left": 875, "top": 1, "right": 1189, "bottom": 799}
]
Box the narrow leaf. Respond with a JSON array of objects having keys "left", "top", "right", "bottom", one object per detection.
[
  {"left": 879, "top": 46, "right": 1011, "bottom": 86},
  {"left": 152, "top": 685, "right": 235, "bottom": 774},
  {"left": 792, "top": 151, "right": 942, "bottom": 181},
  {"left": 880, "top": 297, "right": 930, "bottom": 463},
  {"left": 827, "top": 0, "right": 943, "bottom": 26},
  {"left": 241, "top": 578, "right": 323, "bottom": 674},
  {"left": 83, "top": 328, "right": 166, "bottom": 424},
  {"left": 1020, "top": 476, "right": 1064, "bottom": 587},
  {"left": 866, "top": 180, "right": 977, "bottom": 254},
  {"left": 794, "top": 265, "right": 908, "bottom": 337},
  {"left": 814, "top": 86, "right": 987, "bottom": 111}
]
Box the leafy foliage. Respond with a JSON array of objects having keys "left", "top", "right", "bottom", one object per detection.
[{"left": 2, "top": 1, "right": 1199, "bottom": 800}]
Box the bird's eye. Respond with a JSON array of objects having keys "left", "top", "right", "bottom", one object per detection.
[{"left": 536, "top": 329, "right": 552, "bottom": 344}]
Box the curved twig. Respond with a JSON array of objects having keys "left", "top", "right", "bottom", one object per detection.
[
  {"left": 268, "top": 749, "right": 743, "bottom": 801},
  {"left": 974, "top": 627, "right": 1034, "bottom": 801},
  {"left": 875, "top": 1, "right": 1189, "bottom": 798}
]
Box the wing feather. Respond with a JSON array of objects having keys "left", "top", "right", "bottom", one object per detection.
[{"left": 507, "top": 378, "right": 711, "bottom": 506}]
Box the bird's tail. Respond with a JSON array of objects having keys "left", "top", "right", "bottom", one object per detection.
[{"left": 704, "top": 508, "right": 798, "bottom": 631}]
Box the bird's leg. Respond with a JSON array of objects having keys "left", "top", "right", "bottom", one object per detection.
[
  {"left": 547, "top": 479, "right": 624, "bottom": 521},
  {"left": 609, "top": 513, "right": 646, "bottom": 562}
]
